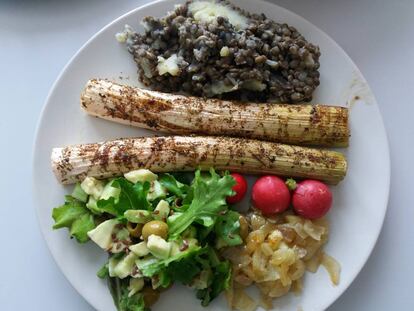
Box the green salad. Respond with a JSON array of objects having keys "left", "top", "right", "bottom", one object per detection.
[{"left": 52, "top": 168, "right": 243, "bottom": 310}]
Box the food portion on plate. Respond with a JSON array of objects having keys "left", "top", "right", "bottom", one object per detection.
[
  {"left": 51, "top": 135, "right": 347, "bottom": 185},
  {"left": 53, "top": 168, "right": 241, "bottom": 309},
  {"left": 52, "top": 168, "right": 339, "bottom": 311},
  {"left": 118, "top": 0, "right": 320, "bottom": 103},
  {"left": 49, "top": 1, "right": 349, "bottom": 310},
  {"left": 223, "top": 209, "right": 339, "bottom": 311},
  {"left": 81, "top": 79, "right": 349, "bottom": 147}
]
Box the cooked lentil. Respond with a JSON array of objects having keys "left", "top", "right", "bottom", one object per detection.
[{"left": 124, "top": 0, "right": 321, "bottom": 103}]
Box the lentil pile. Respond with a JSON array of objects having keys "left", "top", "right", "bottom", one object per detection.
[{"left": 124, "top": 0, "right": 321, "bottom": 103}]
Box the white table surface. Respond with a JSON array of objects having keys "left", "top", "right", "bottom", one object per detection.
[{"left": 1, "top": 0, "right": 413, "bottom": 310}]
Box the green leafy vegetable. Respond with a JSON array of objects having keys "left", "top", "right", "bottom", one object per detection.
[
  {"left": 71, "top": 183, "right": 88, "bottom": 202},
  {"left": 167, "top": 255, "right": 201, "bottom": 285},
  {"left": 152, "top": 269, "right": 172, "bottom": 289},
  {"left": 170, "top": 172, "right": 194, "bottom": 185},
  {"left": 285, "top": 178, "right": 297, "bottom": 191},
  {"left": 85, "top": 197, "right": 103, "bottom": 215},
  {"left": 158, "top": 173, "right": 189, "bottom": 198},
  {"left": 137, "top": 245, "right": 201, "bottom": 277},
  {"left": 168, "top": 169, "right": 235, "bottom": 238},
  {"left": 165, "top": 246, "right": 232, "bottom": 306},
  {"left": 164, "top": 246, "right": 233, "bottom": 306},
  {"left": 194, "top": 247, "right": 220, "bottom": 268},
  {"left": 182, "top": 226, "right": 197, "bottom": 239},
  {"left": 109, "top": 278, "right": 145, "bottom": 311},
  {"left": 97, "top": 262, "right": 109, "bottom": 279},
  {"left": 193, "top": 248, "right": 232, "bottom": 306},
  {"left": 215, "top": 210, "right": 243, "bottom": 248},
  {"left": 53, "top": 169, "right": 241, "bottom": 309},
  {"left": 119, "top": 293, "right": 145, "bottom": 311},
  {"left": 97, "top": 179, "right": 151, "bottom": 217},
  {"left": 196, "top": 260, "right": 232, "bottom": 306},
  {"left": 96, "top": 198, "right": 118, "bottom": 216},
  {"left": 69, "top": 214, "right": 95, "bottom": 241},
  {"left": 64, "top": 195, "right": 80, "bottom": 204},
  {"left": 52, "top": 196, "right": 96, "bottom": 243}
]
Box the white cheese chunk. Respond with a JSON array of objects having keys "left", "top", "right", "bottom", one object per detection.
[
  {"left": 81, "top": 177, "right": 104, "bottom": 200},
  {"left": 129, "top": 242, "right": 150, "bottom": 257},
  {"left": 87, "top": 219, "right": 119, "bottom": 249},
  {"left": 124, "top": 169, "right": 158, "bottom": 184},
  {"left": 147, "top": 234, "right": 171, "bottom": 259}
]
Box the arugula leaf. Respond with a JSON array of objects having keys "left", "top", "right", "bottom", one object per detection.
[
  {"left": 97, "top": 178, "right": 151, "bottom": 217},
  {"left": 215, "top": 210, "right": 243, "bottom": 248},
  {"left": 124, "top": 180, "right": 151, "bottom": 210},
  {"left": 168, "top": 169, "right": 235, "bottom": 238},
  {"left": 158, "top": 173, "right": 189, "bottom": 198},
  {"left": 52, "top": 196, "right": 96, "bottom": 243}
]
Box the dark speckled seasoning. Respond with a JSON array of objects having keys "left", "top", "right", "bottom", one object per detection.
[
  {"left": 81, "top": 79, "right": 349, "bottom": 147},
  {"left": 51, "top": 135, "right": 347, "bottom": 185}
]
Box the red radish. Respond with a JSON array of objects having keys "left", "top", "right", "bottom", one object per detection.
[
  {"left": 292, "top": 180, "right": 332, "bottom": 219},
  {"left": 227, "top": 173, "right": 248, "bottom": 204},
  {"left": 251, "top": 175, "right": 290, "bottom": 214}
]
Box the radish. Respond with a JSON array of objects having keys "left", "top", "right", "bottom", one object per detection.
[
  {"left": 251, "top": 175, "right": 290, "bottom": 214},
  {"left": 227, "top": 173, "right": 248, "bottom": 204},
  {"left": 292, "top": 180, "right": 332, "bottom": 219}
]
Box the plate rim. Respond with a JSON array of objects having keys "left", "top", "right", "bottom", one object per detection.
[{"left": 32, "top": 0, "right": 391, "bottom": 310}]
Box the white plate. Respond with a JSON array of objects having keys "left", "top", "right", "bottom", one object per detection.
[{"left": 32, "top": 1, "right": 390, "bottom": 310}]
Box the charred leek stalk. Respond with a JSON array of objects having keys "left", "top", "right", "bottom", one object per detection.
[
  {"left": 51, "top": 136, "right": 347, "bottom": 185},
  {"left": 81, "top": 79, "right": 349, "bottom": 147}
]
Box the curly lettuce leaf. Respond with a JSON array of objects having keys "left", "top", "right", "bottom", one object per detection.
[
  {"left": 71, "top": 183, "right": 88, "bottom": 202},
  {"left": 97, "top": 178, "right": 151, "bottom": 217},
  {"left": 168, "top": 169, "right": 235, "bottom": 238},
  {"left": 52, "top": 196, "right": 96, "bottom": 243}
]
